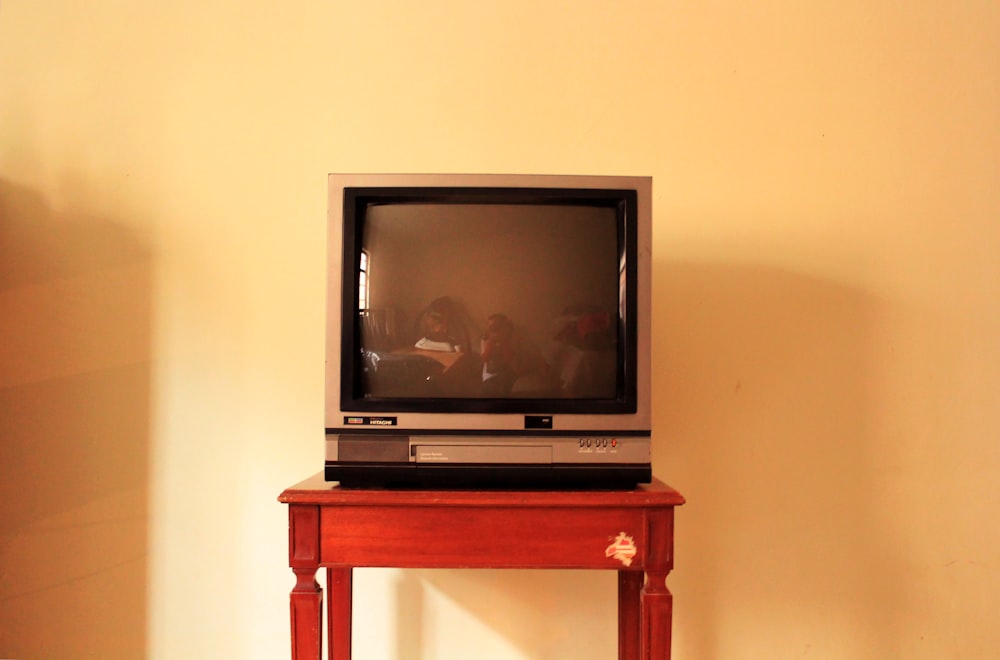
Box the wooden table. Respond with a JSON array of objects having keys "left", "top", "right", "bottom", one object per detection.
[{"left": 279, "top": 473, "right": 684, "bottom": 659}]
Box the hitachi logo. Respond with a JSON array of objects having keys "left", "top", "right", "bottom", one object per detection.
[{"left": 343, "top": 416, "right": 397, "bottom": 426}]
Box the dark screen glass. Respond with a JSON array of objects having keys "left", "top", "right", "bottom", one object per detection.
[{"left": 355, "top": 201, "right": 622, "bottom": 401}]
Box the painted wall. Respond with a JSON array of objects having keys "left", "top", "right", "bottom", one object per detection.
[{"left": 1, "top": 1, "right": 997, "bottom": 658}]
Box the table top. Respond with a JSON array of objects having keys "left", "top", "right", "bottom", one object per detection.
[{"left": 279, "top": 472, "right": 685, "bottom": 508}]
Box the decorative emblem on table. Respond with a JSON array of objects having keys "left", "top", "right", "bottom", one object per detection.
[{"left": 605, "top": 532, "right": 637, "bottom": 566}]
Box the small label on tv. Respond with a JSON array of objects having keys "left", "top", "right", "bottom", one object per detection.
[
  {"left": 344, "top": 416, "right": 398, "bottom": 427},
  {"left": 525, "top": 415, "right": 553, "bottom": 430}
]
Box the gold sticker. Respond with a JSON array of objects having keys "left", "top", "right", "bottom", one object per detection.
[{"left": 605, "top": 532, "right": 637, "bottom": 566}]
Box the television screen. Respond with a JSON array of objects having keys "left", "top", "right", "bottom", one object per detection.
[{"left": 340, "top": 187, "right": 638, "bottom": 414}]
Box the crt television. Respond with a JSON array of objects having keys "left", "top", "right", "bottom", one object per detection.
[{"left": 325, "top": 173, "right": 652, "bottom": 487}]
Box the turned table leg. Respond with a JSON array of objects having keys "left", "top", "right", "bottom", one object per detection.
[
  {"left": 641, "top": 508, "right": 675, "bottom": 659},
  {"left": 291, "top": 567, "right": 323, "bottom": 660},
  {"left": 640, "top": 570, "right": 673, "bottom": 659},
  {"left": 289, "top": 504, "right": 322, "bottom": 660}
]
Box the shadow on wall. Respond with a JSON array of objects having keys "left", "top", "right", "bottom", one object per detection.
[
  {"left": 655, "top": 260, "right": 903, "bottom": 658},
  {"left": 0, "top": 179, "right": 152, "bottom": 658},
  {"left": 324, "top": 260, "right": 906, "bottom": 660}
]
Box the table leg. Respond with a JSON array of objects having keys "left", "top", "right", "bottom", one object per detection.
[
  {"left": 291, "top": 567, "right": 323, "bottom": 660},
  {"left": 640, "top": 570, "right": 673, "bottom": 659},
  {"left": 618, "top": 571, "right": 643, "bottom": 659},
  {"left": 328, "top": 567, "right": 353, "bottom": 660}
]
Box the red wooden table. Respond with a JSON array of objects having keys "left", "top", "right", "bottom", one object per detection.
[{"left": 279, "top": 473, "right": 684, "bottom": 659}]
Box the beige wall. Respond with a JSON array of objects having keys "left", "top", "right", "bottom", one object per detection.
[{"left": 1, "top": 1, "right": 997, "bottom": 658}]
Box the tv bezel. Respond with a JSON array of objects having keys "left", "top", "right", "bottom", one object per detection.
[{"left": 326, "top": 173, "right": 652, "bottom": 435}]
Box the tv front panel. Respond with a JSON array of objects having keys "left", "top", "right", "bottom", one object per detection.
[{"left": 325, "top": 173, "right": 652, "bottom": 487}]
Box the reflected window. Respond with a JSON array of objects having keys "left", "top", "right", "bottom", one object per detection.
[{"left": 358, "top": 250, "right": 369, "bottom": 311}]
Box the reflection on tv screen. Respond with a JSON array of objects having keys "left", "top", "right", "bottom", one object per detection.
[{"left": 358, "top": 203, "right": 621, "bottom": 400}]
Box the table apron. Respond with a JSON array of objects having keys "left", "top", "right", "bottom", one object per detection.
[{"left": 317, "top": 505, "right": 668, "bottom": 569}]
